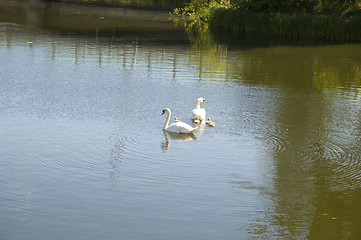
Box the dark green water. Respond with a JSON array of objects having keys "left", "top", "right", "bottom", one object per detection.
[{"left": 1, "top": 1, "right": 361, "bottom": 239}]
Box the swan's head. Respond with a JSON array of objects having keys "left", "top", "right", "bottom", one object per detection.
[
  {"left": 161, "top": 108, "right": 170, "bottom": 115},
  {"left": 197, "top": 98, "right": 206, "bottom": 105}
]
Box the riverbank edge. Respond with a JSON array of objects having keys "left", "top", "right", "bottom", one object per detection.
[{"left": 209, "top": 8, "right": 361, "bottom": 42}]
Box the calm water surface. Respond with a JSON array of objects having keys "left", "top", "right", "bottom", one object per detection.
[{"left": 1, "top": 1, "right": 361, "bottom": 239}]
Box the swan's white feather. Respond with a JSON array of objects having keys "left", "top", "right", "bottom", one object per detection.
[
  {"left": 166, "top": 121, "right": 197, "bottom": 134},
  {"left": 192, "top": 108, "right": 206, "bottom": 121}
]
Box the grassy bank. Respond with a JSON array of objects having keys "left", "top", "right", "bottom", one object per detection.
[
  {"left": 209, "top": 8, "right": 361, "bottom": 42},
  {"left": 171, "top": 0, "right": 361, "bottom": 43}
]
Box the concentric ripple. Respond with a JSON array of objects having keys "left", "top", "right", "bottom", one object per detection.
[
  {"left": 248, "top": 114, "right": 289, "bottom": 153},
  {"left": 109, "top": 130, "right": 162, "bottom": 167},
  {"left": 329, "top": 146, "right": 361, "bottom": 191},
  {"left": 307, "top": 140, "right": 361, "bottom": 191}
]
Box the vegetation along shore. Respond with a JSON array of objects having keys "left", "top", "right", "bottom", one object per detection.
[{"left": 171, "top": 0, "right": 361, "bottom": 42}]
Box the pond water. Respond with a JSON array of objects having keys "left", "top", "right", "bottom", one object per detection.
[{"left": 1, "top": 1, "right": 361, "bottom": 239}]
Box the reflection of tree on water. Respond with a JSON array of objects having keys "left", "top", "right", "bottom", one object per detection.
[
  {"left": 306, "top": 103, "right": 361, "bottom": 239},
  {"left": 2, "top": 24, "right": 187, "bottom": 70},
  {"left": 0, "top": 0, "right": 188, "bottom": 47},
  {"left": 223, "top": 45, "right": 361, "bottom": 238},
  {"left": 261, "top": 84, "right": 361, "bottom": 238}
]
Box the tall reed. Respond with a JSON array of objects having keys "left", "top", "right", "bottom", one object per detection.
[{"left": 210, "top": 8, "right": 361, "bottom": 42}]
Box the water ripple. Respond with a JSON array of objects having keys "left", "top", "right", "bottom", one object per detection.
[
  {"left": 310, "top": 141, "right": 361, "bottom": 191},
  {"left": 108, "top": 130, "right": 163, "bottom": 171},
  {"left": 329, "top": 146, "right": 361, "bottom": 191},
  {"left": 3, "top": 119, "right": 112, "bottom": 179},
  {"left": 26, "top": 141, "right": 108, "bottom": 177},
  {"left": 250, "top": 116, "right": 289, "bottom": 153}
]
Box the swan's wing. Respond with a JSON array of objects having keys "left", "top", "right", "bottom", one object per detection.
[
  {"left": 176, "top": 122, "right": 199, "bottom": 133},
  {"left": 173, "top": 121, "right": 195, "bottom": 130},
  {"left": 192, "top": 108, "right": 206, "bottom": 120},
  {"left": 167, "top": 121, "right": 196, "bottom": 133}
]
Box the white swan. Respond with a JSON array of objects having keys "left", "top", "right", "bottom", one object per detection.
[
  {"left": 192, "top": 97, "right": 206, "bottom": 121},
  {"left": 162, "top": 108, "right": 198, "bottom": 134}
]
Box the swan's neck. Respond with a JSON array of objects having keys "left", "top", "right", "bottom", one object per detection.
[
  {"left": 196, "top": 101, "right": 201, "bottom": 109},
  {"left": 164, "top": 110, "right": 171, "bottom": 129}
]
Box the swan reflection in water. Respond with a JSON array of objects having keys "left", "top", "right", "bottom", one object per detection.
[{"left": 161, "top": 130, "right": 197, "bottom": 150}]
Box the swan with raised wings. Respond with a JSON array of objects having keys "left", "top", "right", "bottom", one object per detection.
[
  {"left": 162, "top": 108, "right": 198, "bottom": 134},
  {"left": 192, "top": 97, "right": 206, "bottom": 121}
]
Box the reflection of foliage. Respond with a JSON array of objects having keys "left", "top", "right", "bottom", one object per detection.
[
  {"left": 185, "top": 24, "right": 214, "bottom": 48},
  {"left": 313, "top": 58, "right": 361, "bottom": 92},
  {"left": 247, "top": 221, "right": 269, "bottom": 239},
  {"left": 222, "top": 46, "right": 361, "bottom": 92},
  {"left": 176, "top": 22, "right": 232, "bottom": 81}
]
